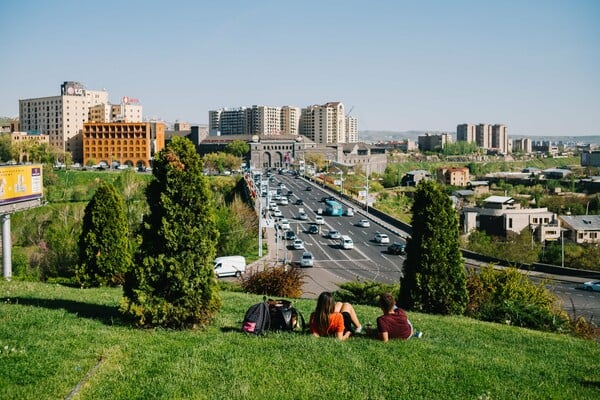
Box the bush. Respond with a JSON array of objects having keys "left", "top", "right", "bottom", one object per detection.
[
  {"left": 334, "top": 279, "right": 400, "bottom": 306},
  {"left": 466, "top": 266, "right": 567, "bottom": 332},
  {"left": 240, "top": 266, "right": 305, "bottom": 298}
]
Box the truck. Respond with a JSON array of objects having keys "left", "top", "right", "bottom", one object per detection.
[{"left": 214, "top": 256, "right": 246, "bottom": 278}]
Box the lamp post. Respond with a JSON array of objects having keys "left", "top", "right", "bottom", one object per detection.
[
  {"left": 330, "top": 165, "right": 344, "bottom": 200},
  {"left": 561, "top": 228, "right": 565, "bottom": 269},
  {"left": 365, "top": 164, "right": 370, "bottom": 215}
]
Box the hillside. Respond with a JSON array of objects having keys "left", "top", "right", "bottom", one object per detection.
[{"left": 1, "top": 281, "right": 598, "bottom": 400}]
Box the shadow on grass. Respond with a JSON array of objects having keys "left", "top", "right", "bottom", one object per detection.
[{"left": 0, "top": 296, "right": 129, "bottom": 326}]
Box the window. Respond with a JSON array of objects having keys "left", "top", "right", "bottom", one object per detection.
[{"left": 508, "top": 218, "right": 513, "bottom": 229}]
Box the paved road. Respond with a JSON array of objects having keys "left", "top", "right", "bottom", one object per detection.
[{"left": 256, "top": 171, "right": 600, "bottom": 321}]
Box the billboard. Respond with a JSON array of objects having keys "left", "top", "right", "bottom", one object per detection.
[{"left": 0, "top": 165, "right": 43, "bottom": 206}]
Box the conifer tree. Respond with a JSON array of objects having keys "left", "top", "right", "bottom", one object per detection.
[
  {"left": 121, "top": 137, "right": 221, "bottom": 328},
  {"left": 77, "top": 182, "right": 131, "bottom": 287},
  {"left": 398, "top": 180, "right": 468, "bottom": 315}
]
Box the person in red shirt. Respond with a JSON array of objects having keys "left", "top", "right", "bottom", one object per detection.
[
  {"left": 368, "top": 292, "right": 423, "bottom": 341},
  {"left": 310, "top": 292, "right": 362, "bottom": 340}
]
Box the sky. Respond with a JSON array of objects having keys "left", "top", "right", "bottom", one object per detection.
[{"left": 1, "top": 0, "right": 599, "bottom": 136}]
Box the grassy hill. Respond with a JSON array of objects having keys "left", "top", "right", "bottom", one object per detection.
[{"left": 1, "top": 282, "right": 599, "bottom": 400}]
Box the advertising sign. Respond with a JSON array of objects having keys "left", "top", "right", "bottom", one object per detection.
[{"left": 0, "top": 165, "right": 43, "bottom": 206}]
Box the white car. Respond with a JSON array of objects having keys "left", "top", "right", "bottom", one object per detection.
[
  {"left": 300, "top": 251, "right": 314, "bottom": 267},
  {"left": 293, "top": 239, "right": 305, "bottom": 250},
  {"left": 278, "top": 197, "right": 289, "bottom": 205},
  {"left": 325, "top": 230, "right": 342, "bottom": 239},
  {"left": 279, "top": 219, "right": 291, "bottom": 230},
  {"left": 298, "top": 212, "right": 309, "bottom": 220},
  {"left": 356, "top": 219, "right": 371, "bottom": 228},
  {"left": 374, "top": 233, "right": 390, "bottom": 244},
  {"left": 314, "top": 216, "right": 325, "bottom": 225},
  {"left": 272, "top": 210, "right": 283, "bottom": 218},
  {"left": 583, "top": 281, "right": 600, "bottom": 292}
]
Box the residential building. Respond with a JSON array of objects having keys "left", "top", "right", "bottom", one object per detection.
[
  {"left": 437, "top": 167, "right": 470, "bottom": 187},
  {"left": 345, "top": 115, "right": 358, "bottom": 143},
  {"left": 476, "top": 124, "right": 492, "bottom": 149},
  {"left": 462, "top": 195, "right": 560, "bottom": 241},
  {"left": 457, "top": 123, "right": 476, "bottom": 143},
  {"left": 418, "top": 133, "right": 450, "bottom": 152},
  {"left": 8, "top": 131, "right": 50, "bottom": 163},
  {"left": 19, "top": 81, "right": 109, "bottom": 162},
  {"left": 491, "top": 124, "right": 508, "bottom": 154},
  {"left": 82, "top": 121, "right": 165, "bottom": 169},
  {"left": 512, "top": 137, "right": 532, "bottom": 154},
  {"left": 88, "top": 99, "right": 142, "bottom": 124},
  {"left": 581, "top": 151, "right": 600, "bottom": 167},
  {"left": 401, "top": 170, "right": 432, "bottom": 186},
  {"left": 560, "top": 215, "right": 600, "bottom": 244},
  {"left": 281, "top": 106, "right": 301, "bottom": 135},
  {"left": 173, "top": 121, "right": 191, "bottom": 132}
]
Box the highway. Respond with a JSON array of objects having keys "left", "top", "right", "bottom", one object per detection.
[{"left": 261, "top": 170, "right": 600, "bottom": 321}]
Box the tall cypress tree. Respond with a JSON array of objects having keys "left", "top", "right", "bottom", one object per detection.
[
  {"left": 398, "top": 180, "right": 468, "bottom": 315},
  {"left": 121, "top": 136, "right": 221, "bottom": 329},
  {"left": 77, "top": 182, "right": 131, "bottom": 287}
]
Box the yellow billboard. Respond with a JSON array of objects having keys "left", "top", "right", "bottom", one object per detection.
[{"left": 0, "top": 164, "right": 43, "bottom": 206}]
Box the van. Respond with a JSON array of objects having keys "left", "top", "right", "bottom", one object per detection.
[
  {"left": 340, "top": 235, "right": 354, "bottom": 250},
  {"left": 214, "top": 256, "right": 246, "bottom": 278}
]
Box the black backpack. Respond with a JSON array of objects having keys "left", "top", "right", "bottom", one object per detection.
[
  {"left": 242, "top": 299, "right": 271, "bottom": 335},
  {"left": 268, "top": 299, "right": 306, "bottom": 332}
]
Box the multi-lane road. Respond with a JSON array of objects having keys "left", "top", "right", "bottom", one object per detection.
[{"left": 260, "top": 170, "right": 600, "bottom": 320}]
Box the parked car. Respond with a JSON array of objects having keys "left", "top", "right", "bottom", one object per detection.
[
  {"left": 325, "top": 229, "right": 342, "bottom": 239},
  {"left": 306, "top": 224, "right": 319, "bottom": 234},
  {"left": 356, "top": 219, "right": 371, "bottom": 228},
  {"left": 387, "top": 242, "right": 406, "bottom": 255},
  {"left": 314, "top": 216, "right": 325, "bottom": 225},
  {"left": 214, "top": 256, "right": 246, "bottom": 278},
  {"left": 583, "top": 280, "right": 600, "bottom": 292},
  {"left": 285, "top": 230, "right": 297, "bottom": 241},
  {"left": 374, "top": 233, "right": 390, "bottom": 244},
  {"left": 287, "top": 190, "right": 293, "bottom": 196},
  {"left": 293, "top": 239, "right": 305, "bottom": 250},
  {"left": 272, "top": 210, "right": 283, "bottom": 218},
  {"left": 278, "top": 197, "right": 289, "bottom": 205},
  {"left": 300, "top": 251, "right": 314, "bottom": 268}
]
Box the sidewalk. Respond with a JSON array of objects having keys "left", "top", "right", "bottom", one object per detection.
[{"left": 245, "top": 216, "right": 341, "bottom": 299}]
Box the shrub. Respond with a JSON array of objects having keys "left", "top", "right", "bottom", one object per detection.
[
  {"left": 334, "top": 279, "right": 400, "bottom": 306},
  {"left": 240, "top": 265, "right": 305, "bottom": 298},
  {"left": 466, "top": 266, "right": 567, "bottom": 332}
]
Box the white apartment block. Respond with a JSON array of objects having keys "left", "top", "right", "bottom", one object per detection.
[
  {"left": 88, "top": 102, "right": 142, "bottom": 124},
  {"left": 19, "top": 81, "right": 109, "bottom": 162},
  {"left": 208, "top": 101, "right": 355, "bottom": 144}
]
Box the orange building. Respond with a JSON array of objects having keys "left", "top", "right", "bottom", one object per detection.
[
  {"left": 82, "top": 122, "right": 165, "bottom": 168},
  {"left": 437, "top": 167, "right": 470, "bottom": 187}
]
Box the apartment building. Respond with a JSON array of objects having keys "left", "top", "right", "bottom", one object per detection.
[
  {"left": 88, "top": 100, "right": 142, "bottom": 124},
  {"left": 19, "top": 81, "right": 109, "bottom": 162},
  {"left": 512, "top": 137, "right": 532, "bottom": 154},
  {"left": 418, "top": 133, "right": 450, "bottom": 152},
  {"left": 209, "top": 101, "right": 355, "bottom": 144},
  {"left": 82, "top": 122, "right": 165, "bottom": 169},
  {"left": 8, "top": 132, "right": 50, "bottom": 163},
  {"left": 456, "top": 122, "right": 509, "bottom": 154}
]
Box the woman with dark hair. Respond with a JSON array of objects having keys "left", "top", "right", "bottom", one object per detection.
[{"left": 309, "top": 292, "right": 362, "bottom": 340}]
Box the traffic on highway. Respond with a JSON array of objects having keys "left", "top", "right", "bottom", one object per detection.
[{"left": 258, "top": 169, "right": 407, "bottom": 285}]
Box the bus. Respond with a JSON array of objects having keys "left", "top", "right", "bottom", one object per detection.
[{"left": 324, "top": 200, "right": 343, "bottom": 216}]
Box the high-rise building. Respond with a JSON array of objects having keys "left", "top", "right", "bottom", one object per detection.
[
  {"left": 476, "top": 124, "right": 492, "bottom": 149},
  {"left": 457, "top": 123, "right": 476, "bottom": 142},
  {"left": 208, "top": 101, "right": 355, "bottom": 144},
  {"left": 512, "top": 137, "right": 532, "bottom": 154},
  {"left": 418, "top": 133, "right": 451, "bottom": 152},
  {"left": 19, "top": 81, "right": 109, "bottom": 162},
  {"left": 492, "top": 124, "right": 508, "bottom": 154}
]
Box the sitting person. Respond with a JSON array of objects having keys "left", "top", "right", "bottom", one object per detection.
[
  {"left": 310, "top": 292, "right": 362, "bottom": 340},
  {"left": 367, "top": 292, "right": 423, "bottom": 342}
]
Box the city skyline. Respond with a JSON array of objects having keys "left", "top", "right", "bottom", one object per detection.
[{"left": 1, "top": 0, "right": 599, "bottom": 136}]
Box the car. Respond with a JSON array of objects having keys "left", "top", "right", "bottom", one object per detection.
[
  {"left": 339, "top": 235, "right": 354, "bottom": 249},
  {"left": 279, "top": 219, "right": 291, "bottom": 230},
  {"left": 583, "top": 281, "right": 600, "bottom": 292},
  {"left": 387, "top": 242, "right": 406, "bottom": 255},
  {"left": 314, "top": 216, "right": 325, "bottom": 225},
  {"left": 287, "top": 190, "right": 293, "bottom": 196},
  {"left": 374, "top": 233, "right": 390, "bottom": 244},
  {"left": 345, "top": 208, "right": 354, "bottom": 216},
  {"left": 325, "top": 229, "right": 342, "bottom": 239},
  {"left": 269, "top": 201, "right": 277, "bottom": 210},
  {"left": 285, "top": 230, "right": 297, "bottom": 241},
  {"left": 295, "top": 199, "right": 304, "bottom": 205},
  {"left": 272, "top": 210, "right": 283, "bottom": 218},
  {"left": 356, "top": 219, "right": 371, "bottom": 228},
  {"left": 298, "top": 212, "right": 309, "bottom": 220},
  {"left": 300, "top": 251, "right": 314, "bottom": 267},
  {"left": 306, "top": 186, "right": 313, "bottom": 191},
  {"left": 306, "top": 224, "right": 319, "bottom": 234},
  {"left": 293, "top": 239, "right": 305, "bottom": 250},
  {"left": 278, "top": 197, "right": 289, "bottom": 205},
  {"left": 320, "top": 196, "right": 335, "bottom": 202}
]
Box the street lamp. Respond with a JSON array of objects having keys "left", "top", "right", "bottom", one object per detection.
[{"left": 329, "top": 165, "right": 344, "bottom": 199}]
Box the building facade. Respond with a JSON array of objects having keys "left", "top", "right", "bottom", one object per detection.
[
  {"left": 437, "top": 167, "right": 470, "bottom": 187},
  {"left": 512, "top": 137, "right": 532, "bottom": 154},
  {"left": 82, "top": 122, "right": 165, "bottom": 168},
  {"left": 457, "top": 123, "right": 476, "bottom": 143},
  {"left": 418, "top": 133, "right": 450, "bottom": 152},
  {"left": 19, "top": 81, "right": 109, "bottom": 162},
  {"left": 457, "top": 122, "right": 510, "bottom": 154}
]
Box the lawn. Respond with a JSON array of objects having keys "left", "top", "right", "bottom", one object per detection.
[{"left": 1, "top": 281, "right": 598, "bottom": 400}]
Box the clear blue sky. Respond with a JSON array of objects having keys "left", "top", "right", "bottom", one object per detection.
[{"left": 1, "top": 0, "right": 599, "bottom": 136}]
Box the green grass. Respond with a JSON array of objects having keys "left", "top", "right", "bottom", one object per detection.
[{"left": 1, "top": 281, "right": 599, "bottom": 400}]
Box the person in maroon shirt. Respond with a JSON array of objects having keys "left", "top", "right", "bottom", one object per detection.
[{"left": 368, "top": 292, "right": 423, "bottom": 341}]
